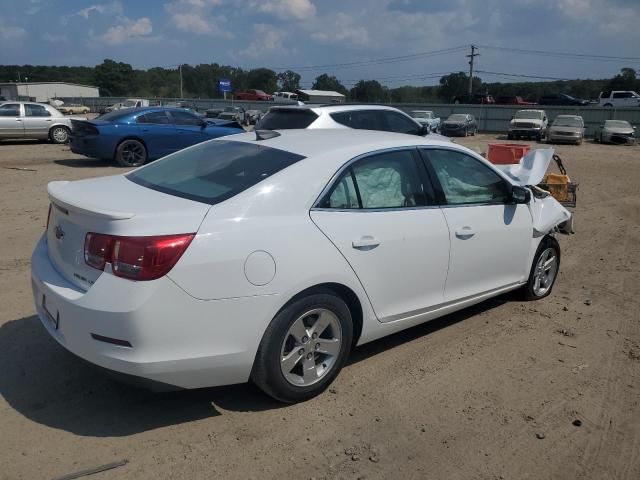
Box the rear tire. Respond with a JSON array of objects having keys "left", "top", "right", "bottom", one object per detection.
[
  {"left": 49, "top": 126, "right": 70, "bottom": 144},
  {"left": 520, "top": 236, "right": 561, "bottom": 301},
  {"left": 115, "top": 139, "right": 147, "bottom": 167},
  {"left": 251, "top": 290, "right": 353, "bottom": 403}
]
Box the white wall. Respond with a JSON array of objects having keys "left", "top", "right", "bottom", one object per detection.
[{"left": 13, "top": 84, "right": 99, "bottom": 102}]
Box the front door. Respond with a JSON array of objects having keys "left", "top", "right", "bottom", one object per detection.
[
  {"left": 136, "top": 110, "right": 177, "bottom": 158},
  {"left": 421, "top": 148, "right": 532, "bottom": 301},
  {"left": 310, "top": 149, "right": 451, "bottom": 322},
  {"left": 170, "top": 110, "right": 209, "bottom": 149},
  {"left": 0, "top": 103, "right": 24, "bottom": 138}
]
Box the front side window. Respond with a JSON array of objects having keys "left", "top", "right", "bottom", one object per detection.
[
  {"left": 128, "top": 140, "right": 305, "bottom": 205},
  {"left": 0, "top": 103, "right": 20, "bottom": 116},
  {"left": 382, "top": 112, "right": 422, "bottom": 135},
  {"left": 319, "top": 150, "right": 431, "bottom": 209},
  {"left": 170, "top": 110, "right": 202, "bottom": 126},
  {"left": 137, "top": 111, "right": 170, "bottom": 124},
  {"left": 425, "top": 149, "right": 510, "bottom": 205}
]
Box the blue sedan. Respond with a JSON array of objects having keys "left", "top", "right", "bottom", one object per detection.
[{"left": 70, "top": 107, "right": 244, "bottom": 167}]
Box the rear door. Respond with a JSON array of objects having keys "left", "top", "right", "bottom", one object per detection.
[
  {"left": 0, "top": 103, "right": 24, "bottom": 138},
  {"left": 420, "top": 148, "right": 532, "bottom": 301},
  {"left": 310, "top": 148, "right": 451, "bottom": 322},
  {"left": 170, "top": 110, "right": 209, "bottom": 148},
  {"left": 22, "top": 103, "right": 53, "bottom": 137},
  {"left": 136, "top": 111, "right": 177, "bottom": 158}
]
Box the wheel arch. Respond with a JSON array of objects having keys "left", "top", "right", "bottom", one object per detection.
[
  {"left": 113, "top": 136, "right": 148, "bottom": 160},
  {"left": 278, "top": 282, "right": 364, "bottom": 347}
]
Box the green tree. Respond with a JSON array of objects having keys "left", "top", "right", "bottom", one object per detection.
[
  {"left": 438, "top": 72, "right": 482, "bottom": 102},
  {"left": 246, "top": 68, "right": 278, "bottom": 94},
  {"left": 276, "top": 70, "right": 301, "bottom": 92},
  {"left": 312, "top": 73, "right": 348, "bottom": 95},
  {"left": 607, "top": 67, "right": 639, "bottom": 91},
  {"left": 350, "top": 80, "right": 387, "bottom": 102},
  {"left": 94, "top": 59, "right": 135, "bottom": 96}
]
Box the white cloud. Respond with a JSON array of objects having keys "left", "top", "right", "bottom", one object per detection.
[
  {"left": 165, "top": 0, "right": 232, "bottom": 37},
  {"left": 239, "top": 23, "right": 288, "bottom": 58},
  {"left": 99, "top": 17, "right": 153, "bottom": 45},
  {"left": 0, "top": 25, "right": 26, "bottom": 40},
  {"left": 71, "top": 1, "right": 123, "bottom": 19},
  {"left": 249, "top": 0, "right": 316, "bottom": 20},
  {"left": 310, "top": 12, "right": 370, "bottom": 47},
  {"left": 41, "top": 33, "right": 68, "bottom": 43}
]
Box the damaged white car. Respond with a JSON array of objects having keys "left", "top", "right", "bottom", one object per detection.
[{"left": 31, "top": 130, "right": 572, "bottom": 403}]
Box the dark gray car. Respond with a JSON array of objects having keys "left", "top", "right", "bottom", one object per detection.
[{"left": 440, "top": 114, "right": 477, "bottom": 137}]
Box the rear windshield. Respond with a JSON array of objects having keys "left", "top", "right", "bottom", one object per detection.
[
  {"left": 127, "top": 140, "right": 305, "bottom": 205},
  {"left": 257, "top": 109, "right": 318, "bottom": 129}
]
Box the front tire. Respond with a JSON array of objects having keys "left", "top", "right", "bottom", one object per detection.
[
  {"left": 49, "top": 126, "right": 70, "bottom": 144},
  {"left": 251, "top": 290, "right": 353, "bottom": 403},
  {"left": 520, "top": 236, "right": 561, "bottom": 301},
  {"left": 115, "top": 139, "right": 147, "bottom": 167}
]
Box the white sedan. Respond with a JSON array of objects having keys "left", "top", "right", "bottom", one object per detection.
[{"left": 31, "top": 129, "right": 572, "bottom": 402}]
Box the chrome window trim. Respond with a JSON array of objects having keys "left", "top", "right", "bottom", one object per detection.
[{"left": 311, "top": 146, "right": 429, "bottom": 211}]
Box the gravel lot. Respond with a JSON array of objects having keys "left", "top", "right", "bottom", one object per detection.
[{"left": 1, "top": 134, "right": 639, "bottom": 480}]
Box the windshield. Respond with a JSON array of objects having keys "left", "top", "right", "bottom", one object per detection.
[
  {"left": 127, "top": 140, "right": 305, "bottom": 205},
  {"left": 447, "top": 114, "right": 467, "bottom": 122},
  {"left": 412, "top": 111, "right": 431, "bottom": 119},
  {"left": 605, "top": 120, "right": 631, "bottom": 128},
  {"left": 553, "top": 116, "right": 583, "bottom": 127},
  {"left": 515, "top": 111, "right": 543, "bottom": 120}
]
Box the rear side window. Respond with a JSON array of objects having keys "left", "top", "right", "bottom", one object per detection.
[
  {"left": 319, "top": 150, "right": 432, "bottom": 209},
  {"left": 25, "top": 104, "right": 50, "bottom": 117},
  {"left": 257, "top": 109, "right": 318, "bottom": 129},
  {"left": 127, "top": 140, "right": 305, "bottom": 205},
  {"left": 331, "top": 110, "right": 386, "bottom": 131},
  {"left": 382, "top": 112, "right": 422, "bottom": 135},
  {"left": 137, "top": 111, "right": 170, "bottom": 124}
]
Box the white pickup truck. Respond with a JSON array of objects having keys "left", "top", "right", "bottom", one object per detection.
[{"left": 598, "top": 91, "right": 640, "bottom": 108}]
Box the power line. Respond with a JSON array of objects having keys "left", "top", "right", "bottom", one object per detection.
[
  {"left": 275, "top": 45, "right": 468, "bottom": 71},
  {"left": 476, "top": 70, "right": 573, "bottom": 81},
  {"left": 477, "top": 44, "right": 640, "bottom": 63}
]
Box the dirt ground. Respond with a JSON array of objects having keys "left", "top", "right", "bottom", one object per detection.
[{"left": 1, "top": 134, "right": 639, "bottom": 480}]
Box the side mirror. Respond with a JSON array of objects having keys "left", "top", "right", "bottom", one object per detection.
[
  {"left": 199, "top": 119, "right": 207, "bottom": 128},
  {"left": 511, "top": 185, "right": 531, "bottom": 204},
  {"left": 421, "top": 124, "right": 430, "bottom": 136}
]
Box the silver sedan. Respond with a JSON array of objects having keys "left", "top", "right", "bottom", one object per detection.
[{"left": 0, "top": 101, "right": 77, "bottom": 144}]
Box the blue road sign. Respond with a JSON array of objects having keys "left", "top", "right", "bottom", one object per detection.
[{"left": 219, "top": 78, "right": 232, "bottom": 93}]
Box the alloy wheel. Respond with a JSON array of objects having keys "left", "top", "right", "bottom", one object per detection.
[
  {"left": 280, "top": 308, "right": 342, "bottom": 387},
  {"left": 121, "top": 141, "right": 145, "bottom": 166},
  {"left": 51, "top": 127, "right": 68, "bottom": 143},
  {"left": 532, "top": 248, "right": 558, "bottom": 297}
]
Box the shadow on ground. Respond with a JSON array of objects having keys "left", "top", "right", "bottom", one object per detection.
[
  {"left": 54, "top": 158, "right": 114, "bottom": 168},
  {"left": 1, "top": 297, "right": 506, "bottom": 437}
]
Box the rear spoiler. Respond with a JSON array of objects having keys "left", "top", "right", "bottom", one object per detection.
[{"left": 48, "top": 181, "right": 134, "bottom": 220}]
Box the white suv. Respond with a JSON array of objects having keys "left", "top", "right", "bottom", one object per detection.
[
  {"left": 256, "top": 104, "right": 437, "bottom": 136},
  {"left": 598, "top": 91, "right": 640, "bottom": 108}
]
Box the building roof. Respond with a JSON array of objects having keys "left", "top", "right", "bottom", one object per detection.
[
  {"left": 0, "top": 81, "right": 99, "bottom": 89},
  {"left": 297, "top": 89, "right": 346, "bottom": 98}
]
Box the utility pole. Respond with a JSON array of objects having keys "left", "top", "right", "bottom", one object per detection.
[
  {"left": 466, "top": 45, "right": 479, "bottom": 96},
  {"left": 179, "top": 64, "right": 183, "bottom": 99}
]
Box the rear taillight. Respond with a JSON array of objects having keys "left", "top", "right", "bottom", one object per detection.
[
  {"left": 46, "top": 204, "right": 52, "bottom": 231},
  {"left": 84, "top": 233, "right": 194, "bottom": 281}
]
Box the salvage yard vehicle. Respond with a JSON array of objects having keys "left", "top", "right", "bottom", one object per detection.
[
  {"left": 598, "top": 91, "right": 640, "bottom": 108},
  {"left": 257, "top": 104, "right": 433, "bottom": 137},
  {"left": 453, "top": 93, "right": 495, "bottom": 104},
  {"left": 57, "top": 104, "right": 91, "bottom": 115},
  {"left": 410, "top": 110, "right": 440, "bottom": 132},
  {"left": 100, "top": 98, "right": 149, "bottom": 114},
  {"left": 0, "top": 101, "right": 80, "bottom": 144},
  {"left": 538, "top": 93, "right": 589, "bottom": 106},
  {"left": 594, "top": 119, "right": 636, "bottom": 144},
  {"left": 31, "top": 129, "right": 572, "bottom": 402},
  {"left": 546, "top": 115, "right": 585, "bottom": 145},
  {"left": 234, "top": 89, "right": 272, "bottom": 101},
  {"left": 495, "top": 96, "right": 536, "bottom": 106},
  {"left": 69, "top": 107, "right": 243, "bottom": 167},
  {"left": 508, "top": 109, "right": 548, "bottom": 141},
  {"left": 218, "top": 106, "right": 246, "bottom": 124},
  {"left": 440, "top": 113, "right": 477, "bottom": 137}
]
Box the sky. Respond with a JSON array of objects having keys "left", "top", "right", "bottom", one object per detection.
[{"left": 1, "top": 0, "right": 639, "bottom": 88}]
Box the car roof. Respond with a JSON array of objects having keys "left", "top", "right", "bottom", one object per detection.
[
  {"left": 225, "top": 129, "right": 456, "bottom": 159},
  {"left": 555, "top": 115, "right": 582, "bottom": 119},
  {"left": 270, "top": 104, "right": 404, "bottom": 114}
]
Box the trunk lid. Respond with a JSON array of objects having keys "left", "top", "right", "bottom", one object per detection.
[{"left": 46, "top": 175, "right": 211, "bottom": 290}]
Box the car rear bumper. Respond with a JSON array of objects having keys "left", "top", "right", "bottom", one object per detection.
[
  {"left": 31, "top": 234, "right": 276, "bottom": 389},
  {"left": 69, "top": 136, "right": 112, "bottom": 159}
]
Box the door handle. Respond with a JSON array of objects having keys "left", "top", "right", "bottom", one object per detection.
[
  {"left": 455, "top": 226, "right": 475, "bottom": 238},
  {"left": 16, "top": 119, "right": 22, "bottom": 122},
  {"left": 352, "top": 236, "right": 380, "bottom": 250}
]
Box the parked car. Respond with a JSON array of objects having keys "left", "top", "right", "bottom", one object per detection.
[
  {"left": 256, "top": 105, "right": 434, "bottom": 137},
  {"left": 234, "top": 89, "right": 272, "bottom": 101},
  {"left": 453, "top": 94, "right": 495, "bottom": 104},
  {"left": 32, "top": 128, "right": 572, "bottom": 402},
  {"left": 100, "top": 98, "right": 150, "bottom": 114},
  {"left": 594, "top": 119, "right": 636, "bottom": 144},
  {"left": 0, "top": 101, "right": 78, "bottom": 143},
  {"left": 410, "top": 110, "right": 440, "bottom": 132},
  {"left": 244, "top": 109, "right": 263, "bottom": 125},
  {"left": 495, "top": 96, "right": 536, "bottom": 106},
  {"left": 597, "top": 91, "right": 640, "bottom": 108},
  {"left": 218, "top": 106, "right": 246, "bottom": 124},
  {"left": 69, "top": 107, "right": 243, "bottom": 167},
  {"left": 538, "top": 94, "right": 589, "bottom": 106},
  {"left": 440, "top": 114, "right": 478, "bottom": 137},
  {"left": 205, "top": 108, "right": 224, "bottom": 119},
  {"left": 546, "top": 115, "right": 585, "bottom": 145},
  {"left": 273, "top": 91, "right": 299, "bottom": 103},
  {"left": 508, "top": 109, "right": 549, "bottom": 140},
  {"left": 165, "top": 101, "right": 200, "bottom": 112},
  {"left": 57, "top": 104, "right": 91, "bottom": 115}
]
